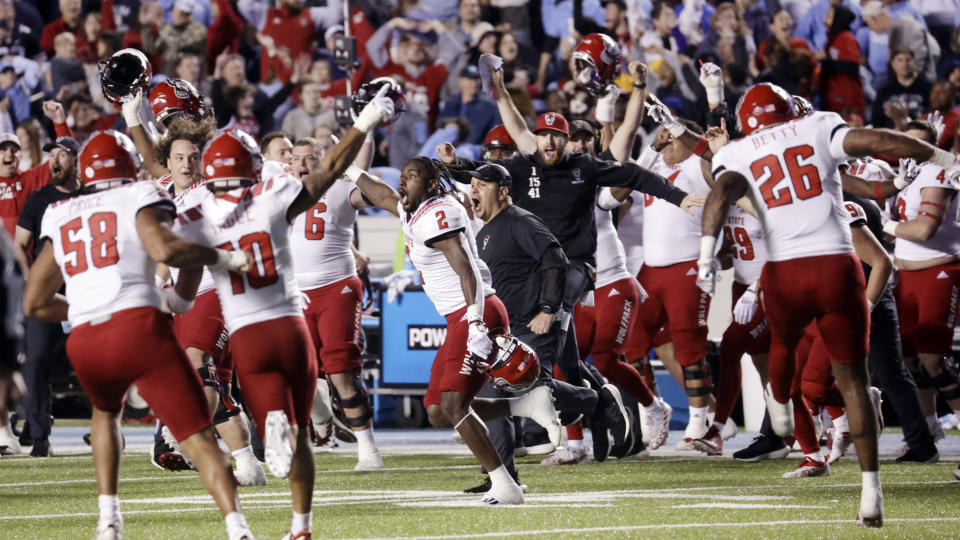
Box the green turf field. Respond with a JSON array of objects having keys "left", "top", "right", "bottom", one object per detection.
[{"left": 1, "top": 447, "right": 959, "bottom": 539}]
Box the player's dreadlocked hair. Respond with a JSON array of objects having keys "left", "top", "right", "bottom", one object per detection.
[{"left": 406, "top": 156, "right": 470, "bottom": 194}]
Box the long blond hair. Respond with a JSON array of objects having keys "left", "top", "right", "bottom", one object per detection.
[{"left": 16, "top": 119, "right": 43, "bottom": 169}]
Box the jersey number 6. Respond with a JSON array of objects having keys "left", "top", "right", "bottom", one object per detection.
[
  {"left": 750, "top": 144, "right": 822, "bottom": 209},
  {"left": 218, "top": 232, "right": 279, "bottom": 294},
  {"left": 304, "top": 202, "right": 327, "bottom": 240}
]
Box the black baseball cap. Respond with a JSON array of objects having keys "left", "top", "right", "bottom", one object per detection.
[
  {"left": 460, "top": 65, "right": 482, "bottom": 79},
  {"left": 569, "top": 119, "right": 597, "bottom": 138},
  {"left": 466, "top": 163, "right": 512, "bottom": 190},
  {"left": 43, "top": 136, "right": 80, "bottom": 155}
]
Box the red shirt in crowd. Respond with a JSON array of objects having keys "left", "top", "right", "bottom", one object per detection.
[
  {"left": 260, "top": 6, "right": 316, "bottom": 82},
  {"left": 820, "top": 30, "right": 865, "bottom": 118},
  {"left": 0, "top": 165, "right": 50, "bottom": 237}
]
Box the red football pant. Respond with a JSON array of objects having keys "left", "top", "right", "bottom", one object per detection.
[
  {"left": 761, "top": 253, "right": 869, "bottom": 403},
  {"left": 714, "top": 281, "right": 772, "bottom": 425},
  {"left": 172, "top": 289, "right": 233, "bottom": 384},
  {"left": 574, "top": 278, "right": 654, "bottom": 406},
  {"left": 631, "top": 260, "right": 710, "bottom": 367},
  {"left": 423, "top": 295, "right": 509, "bottom": 407},
  {"left": 67, "top": 307, "right": 211, "bottom": 442},
  {"left": 894, "top": 263, "right": 960, "bottom": 358},
  {"left": 230, "top": 316, "right": 318, "bottom": 437},
  {"left": 302, "top": 276, "right": 364, "bottom": 374},
  {"left": 791, "top": 324, "right": 845, "bottom": 455}
]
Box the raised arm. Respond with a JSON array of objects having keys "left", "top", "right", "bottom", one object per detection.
[
  {"left": 352, "top": 169, "right": 401, "bottom": 218},
  {"left": 591, "top": 156, "right": 703, "bottom": 215},
  {"left": 841, "top": 128, "right": 958, "bottom": 170},
  {"left": 607, "top": 62, "right": 648, "bottom": 162},
  {"left": 485, "top": 56, "right": 537, "bottom": 154},
  {"left": 122, "top": 91, "right": 169, "bottom": 179}
]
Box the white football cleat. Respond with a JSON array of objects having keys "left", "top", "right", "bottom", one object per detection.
[
  {"left": 0, "top": 423, "right": 21, "bottom": 456},
  {"left": 827, "top": 431, "right": 852, "bottom": 465},
  {"left": 640, "top": 398, "right": 672, "bottom": 450},
  {"left": 857, "top": 486, "right": 883, "bottom": 528},
  {"left": 540, "top": 445, "right": 589, "bottom": 465},
  {"left": 720, "top": 417, "right": 738, "bottom": 440},
  {"left": 160, "top": 426, "right": 195, "bottom": 469},
  {"left": 675, "top": 414, "right": 707, "bottom": 451},
  {"left": 481, "top": 481, "right": 523, "bottom": 505},
  {"left": 354, "top": 450, "right": 384, "bottom": 471},
  {"left": 264, "top": 410, "right": 294, "bottom": 479},
  {"left": 519, "top": 386, "right": 562, "bottom": 447},
  {"left": 941, "top": 412, "right": 959, "bottom": 430},
  {"left": 235, "top": 452, "right": 267, "bottom": 486},
  {"left": 93, "top": 517, "right": 122, "bottom": 540},
  {"left": 764, "top": 382, "right": 794, "bottom": 437},
  {"left": 869, "top": 386, "right": 884, "bottom": 432},
  {"left": 782, "top": 457, "right": 829, "bottom": 478},
  {"left": 228, "top": 528, "right": 256, "bottom": 540}
]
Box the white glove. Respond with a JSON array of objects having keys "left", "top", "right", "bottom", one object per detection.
[
  {"left": 928, "top": 110, "right": 945, "bottom": 143},
  {"left": 121, "top": 88, "right": 143, "bottom": 128},
  {"left": 385, "top": 269, "right": 417, "bottom": 303},
  {"left": 466, "top": 320, "right": 494, "bottom": 359},
  {"left": 698, "top": 62, "right": 724, "bottom": 107},
  {"left": 595, "top": 84, "right": 621, "bottom": 124},
  {"left": 696, "top": 257, "right": 718, "bottom": 295},
  {"left": 733, "top": 288, "right": 758, "bottom": 325},
  {"left": 343, "top": 164, "right": 364, "bottom": 183},
  {"left": 646, "top": 93, "right": 685, "bottom": 137},
  {"left": 354, "top": 85, "right": 395, "bottom": 133},
  {"left": 894, "top": 158, "right": 921, "bottom": 190},
  {"left": 213, "top": 248, "right": 250, "bottom": 272},
  {"left": 478, "top": 53, "right": 503, "bottom": 96}
]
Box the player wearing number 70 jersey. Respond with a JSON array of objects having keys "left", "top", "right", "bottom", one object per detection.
[
  {"left": 699, "top": 82, "right": 960, "bottom": 528},
  {"left": 173, "top": 89, "right": 396, "bottom": 540},
  {"left": 22, "top": 130, "right": 255, "bottom": 540}
]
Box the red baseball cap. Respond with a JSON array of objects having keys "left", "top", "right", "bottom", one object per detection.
[{"left": 534, "top": 112, "right": 569, "bottom": 136}]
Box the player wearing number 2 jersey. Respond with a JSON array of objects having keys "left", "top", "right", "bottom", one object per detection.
[
  {"left": 22, "top": 130, "right": 255, "bottom": 540},
  {"left": 288, "top": 136, "right": 383, "bottom": 471},
  {"left": 174, "top": 89, "right": 395, "bottom": 540},
  {"left": 699, "top": 82, "right": 960, "bottom": 528}
]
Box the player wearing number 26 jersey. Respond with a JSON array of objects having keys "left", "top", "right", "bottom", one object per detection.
[
  {"left": 22, "top": 130, "right": 253, "bottom": 540},
  {"left": 700, "top": 82, "right": 960, "bottom": 528}
]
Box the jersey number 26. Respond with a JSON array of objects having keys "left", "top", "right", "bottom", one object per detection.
[{"left": 750, "top": 145, "right": 822, "bottom": 209}]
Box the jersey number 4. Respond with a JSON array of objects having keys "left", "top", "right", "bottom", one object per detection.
[
  {"left": 750, "top": 145, "right": 822, "bottom": 209},
  {"left": 60, "top": 212, "right": 119, "bottom": 277},
  {"left": 218, "top": 232, "right": 278, "bottom": 294}
]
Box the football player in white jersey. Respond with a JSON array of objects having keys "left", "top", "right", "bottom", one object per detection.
[
  {"left": 173, "top": 90, "right": 396, "bottom": 539},
  {"left": 883, "top": 122, "right": 960, "bottom": 451},
  {"left": 348, "top": 156, "right": 562, "bottom": 505},
  {"left": 698, "top": 82, "right": 960, "bottom": 527},
  {"left": 288, "top": 135, "right": 383, "bottom": 470},
  {"left": 22, "top": 130, "right": 255, "bottom": 540}
]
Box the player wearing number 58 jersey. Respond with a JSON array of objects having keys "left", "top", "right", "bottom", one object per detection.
[
  {"left": 22, "top": 130, "right": 255, "bottom": 540},
  {"left": 699, "top": 82, "right": 960, "bottom": 528},
  {"left": 174, "top": 89, "right": 396, "bottom": 540}
]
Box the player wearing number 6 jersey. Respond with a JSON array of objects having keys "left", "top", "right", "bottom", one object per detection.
[
  {"left": 699, "top": 82, "right": 960, "bottom": 528},
  {"left": 173, "top": 89, "right": 396, "bottom": 540},
  {"left": 22, "top": 130, "right": 255, "bottom": 540}
]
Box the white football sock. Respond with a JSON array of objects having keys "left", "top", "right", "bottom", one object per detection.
[
  {"left": 488, "top": 464, "right": 513, "bottom": 490},
  {"left": 712, "top": 420, "right": 725, "bottom": 431},
  {"left": 689, "top": 406, "right": 708, "bottom": 421},
  {"left": 862, "top": 471, "right": 880, "bottom": 491},
  {"left": 224, "top": 512, "right": 249, "bottom": 537},
  {"left": 355, "top": 427, "right": 376, "bottom": 456},
  {"left": 291, "top": 510, "right": 312, "bottom": 534},
  {"left": 566, "top": 438, "right": 584, "bottom": 451},
  {"left": 804, "top": 452, "right": 824, "bottom": 463},
  {"left": 832, "top": 413, "right": 849, "bottom": 432},
  {"left": 98, "top": 494, "right": 119, "bottom": 521},
  {"left": 231, "top": 445, "right": 254, "bottom": 459}
]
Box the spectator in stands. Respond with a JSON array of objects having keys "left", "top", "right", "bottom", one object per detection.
[
  {"left": 206, "top": 0, "right": 244, "bottom": 71},
  {"left": 756, "top": 9, "right": 812, "bottom": 84},
  {"left": 794, "top": 0, "right": 860, "bottom": 51},
  {"left": 211, "top": 52, "right": 246, "bottom": 127},
  {"left": 438, "top": 65, "right": 501, "bottom": 146},
  {"left": 141, "top": 0, "right": 207, "bottom": 76},
  {"left": 859, "top": 1, "right": 940, "bottom": 89},
  {"left": 50, "top": 32, "right": 86, "bottom": 99},
  {"left": 75, "top": 11, "right": 105, "bottom": 64},
  {"left": 40, "top": 0, "right": 82, "bottom": 56},
  {"left": 641, "top": 2, "right": 687, "bottom": 58},
  {"left": 0, "top": 0, "right": 40, "bottom": 58},
  {"left": 737, "top": 0, "right": 771, "bottom": 47},
  {"left": 698, "top": 3, "right": 758, "bottom": 79},
  {"left": 175, "top": 51, "right": 209, "bottom": 97},
  {"left": 224, "top": 62, "right": 300, "bottom": 139},
  {"left": 281, "top": 80, "right": 337, "bottom": 141},
  {"left": 15, "top": 120, "right": 45, "bottom": 172},
  {"left": 64, "top": 93, "right": 117, "bottom": 142},
  {"left": 871, "top": 48, "right": 932, "bottom": 129},
  {"left": 455, "top": 0, "right": 483, "bottom": 45},
  {"left": 926, "top": 81, "right": 959, "bottom": 150},
  {"left": 937, "top": 28, "right": 960, "bottom": 81},
  {"left": 817, "top": 4, "right": 864, "bottom": 118}
]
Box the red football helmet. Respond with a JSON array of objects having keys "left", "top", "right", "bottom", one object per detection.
[
  {"left": 202, "top": 129, "right": 262, "bottom": 190},
  {"left": 78, "top": 130, "right": 141, "bottom": 189},
  {"left": 475, "top": 334, "right": 540, "bottom": 393},
  {"left": 482, "top": 125, "right": 517, "bottom": 159},
  {"left": 571, "top": 33, "right": 621, "bottom": 96},
  {"left": 736, "top": 83, "right": 797, "bottom": 135},
  {"left": 150, "top": 78, "right": 212, "bottom": 125}
]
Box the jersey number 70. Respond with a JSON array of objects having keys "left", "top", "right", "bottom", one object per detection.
[
  {"left": 749, "top": 144, "right": 822, "bottom": 209},
  {"left": 218, "top": 232, "right": 278, "bottom": 294}
]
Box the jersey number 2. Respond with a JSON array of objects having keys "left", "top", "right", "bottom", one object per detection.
[
  {"left": 304, "top": 202, "right": 327, "bottom": 240},
  {"left": 60, "top": 212, "right": 119, "bottom": 277},
  {"left": 218, "top": 232, "right": 278, "bottom": 294},
  {"left": 750, "top": 145, "right": 822, "bottom": 209}
]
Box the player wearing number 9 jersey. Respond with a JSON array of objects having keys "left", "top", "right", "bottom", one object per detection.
[
  {"left": 173, "top": 88, "right": 394, "bottom": 540},
  {"left": 699, "top": 82, "right": 960, "bottom": 528},
  {"left": 22, "top": 130, "right": 255, "bottom": 540}
]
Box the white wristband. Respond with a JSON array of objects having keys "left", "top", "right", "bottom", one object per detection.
[
  {"left": 344, "top": 164, "right": 364, "bottom": 183},
  {"left": 466, "top": 303, "right": 483, "bottom": 324},
  {"left": 163, "top": 287, "right": 194, "bottom": 313},
  {"left": 706, "top": 87, "right": 723, "bottom": 107},
  {"left": 699, "top": 235, "right": 717, "bottom": 262},
  {"left": 213, "top": 248, "right": 245, "bottom": 271},
  {"left": 155, "top": 274, "right": 168, "bottom": 289},
  {"left": 122, "top": 103, "right": 141, "bottom": 128},
  {"left": 667, "top": 122, "right": 686, "bottom": 138},
  {"left": 882, "top": 220, "right": 898, "bottom": 237},
  {"left": 929, "top": 148, "right": 958, "bottom": 170}
]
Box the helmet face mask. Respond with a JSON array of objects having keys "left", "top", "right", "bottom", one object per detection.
[
  {"left": 202, "top": 129, "right": 263, "bottom": 191},
  {"left": 150, "top": 78, "right": 212, "bottom": 126},
  {"left": 351, "top": 77, "right": 406, "bottom": 125},
  {"left": 571, "top": 33, "right": 621, "bottom": 96},
  {"left": 482, "top": 125, "right": 517, "bottom": 160},
  {"left": 99, "top": 48, "right": 153, "bottom": 105},
  {"left": 474, "top": 334, "right": 540, "bottom": 393}
]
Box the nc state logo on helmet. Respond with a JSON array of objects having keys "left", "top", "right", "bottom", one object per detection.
[
  {"left": 99, "top": 48, "right": 153, "bottom": 105},
  {"left": 202, "top": 129, "right": 263, "bottom": 191},
  {"left": 571, "top": 33, "right": 621, "bottom": 96},
  {"left": 150, "top": 78, "right": 212, "bottom": 125},
  {"left": 735, "top": 82, "right": 797, "bottom": 135},
  {"left": 79, "top": 130, "right": 141, "bottom": 189},
  {"left": 351, "top": 77, "right": 405, "bottom": 125},
  {"left": 474, "top": 334, "right": 540, "bottom": 393}
]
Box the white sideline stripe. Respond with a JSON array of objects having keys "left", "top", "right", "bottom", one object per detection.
[
  {"left": 352, "top": 518, "right": 960, "bottom": 539},
  {"left": 672, "top": 503, "right": 829, "bottom": 509}
]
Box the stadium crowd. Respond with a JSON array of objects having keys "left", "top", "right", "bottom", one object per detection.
[{"left": 0, "top": 0, "right": 959, "bottom": 537}]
